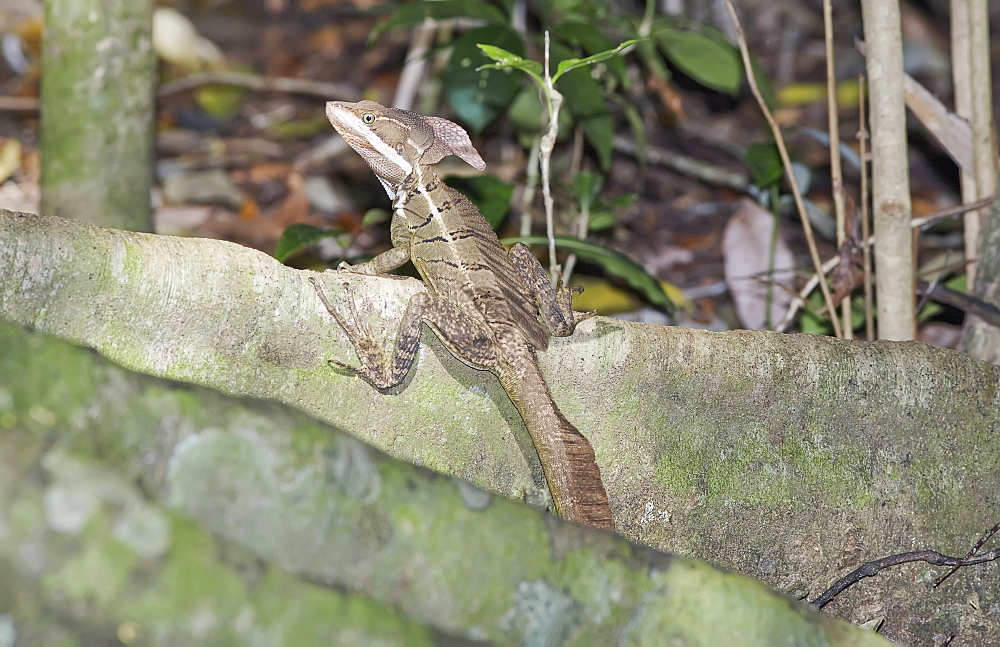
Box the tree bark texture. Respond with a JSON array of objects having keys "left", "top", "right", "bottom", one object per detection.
[
  {"left": 40, "top": 0, "right": 155, "bottom": 231},
  {"left": 0, "top": 324, "right": 884, "bottom": 645},
  {"left": 860, "top": 0, "right": 915, "bottom": 340},
  {"left": 963, "top": 188, "right": 1000, "bottom": 363},
  {"left": 2, "top": 210, "right": 999, "bottom": 642}
]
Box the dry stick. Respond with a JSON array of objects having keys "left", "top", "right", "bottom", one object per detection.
[
  {"left": 519, "top": 136, "right": 542, "bottom": 238},
  {"left": 393, "top": 18, "right": 438, "bottom": 111},
  {"left": 920, "top": 281, "right": 1000, "bottom": 327},
  {"left": 611, "top": 136, "right": 750, "bottom": 191},
  {"left": 158, "top": 71, "right": 359, "bottom": 101},
  {"left": 951, "top": 0, "right": 978, "bottom": 284},
  {"left": 774, "top": 196, "right": 996, "bottom": 332},
  {"left": 562, "top": 128, "right": 587, "bottom": 284},
  {"left": 723, "top": 0, "right": 842, "bottom": 338},
  {"left": 860, "top": 2, "right": 915, "bottom": 340},
  {"left": 965, "top": 0, "right": 998, "bottom": 300},
  {"left": 822, "top": 0, "right": 850, "bottom": 339},
  {"left": 934, "top": 521, "right": 1000, "bottom": 588},
  {"left": 910, "top": 197, "right": 995, "bottom": 229},
  {"left": 858, "top": 75, "right": 874, "bottom": 341},
  {"left": 810, "top": 546, "right": 1000, "bottom": 610},
  {"left": 0, "top": 96, "right": 39, "bottom": 111}
]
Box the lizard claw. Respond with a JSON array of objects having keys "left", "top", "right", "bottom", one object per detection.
[{"left": 311, "top": 276, "right": 393, "bottom": 387}]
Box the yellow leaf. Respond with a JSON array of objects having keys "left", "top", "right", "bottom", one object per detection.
[
  {"left": 572, "top": 276, "right": 690, "bottom": 315},
  {"left": 0, "top": 139, "right": 22, "bottom": 184},
  {"left": 778, "top": 80, "right": 861, "bottom": 108}
]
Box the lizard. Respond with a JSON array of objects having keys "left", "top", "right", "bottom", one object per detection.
[{"left": 311, "top": 99, "right": 615, "bottom": 530}]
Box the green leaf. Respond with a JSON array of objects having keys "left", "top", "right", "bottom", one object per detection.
[
  {"left": 195, "top": 84, "right": 247, "bottom": 119},
  {"left": 448, "top": 175, "right": 514, "bottom": 230},
  {"left": 654, "top": 28, "right": 741, "bottom": 95},
  {"left": 570, "top": 171, "right": 603, "bottom": 210},
  {"left": 744, "top": 142, "right": 783, "bottom": 189},
  {"left": 372, "top": 1, "right": 506, "bottom": 40},
  {"left": 506, "top": 85, "right": 546, "bottom": 134},
  {"left": 749, "top": 57, "right": 777, "bottom": 110},
  {"left": 274, "top": 224, "right": 345, "bottom": 263},
  {"left": 361, "top": 208, "right": 389, "bottom": 228},
  {"left": 503, "top": 235, "right": 675, "bottom": 313},
  {"left": 946, "top": 274, "right": 967, "bottom": 293},
  {"left": 588, "top": 192, "right": 634, "bottom": 231},
  {"left": 476, "top": 44, "right": 543, "bottom": 86},
  {"left": 445, "top": 27, "right": 524, "bottom": 133},
  {"left": 551, "top": 21, "right": 628, "bottom": 85},
  {"left": 588, "top": 210, "right": 617, "bottom": 231},
  {"left": 552, "top": 39, "right": 639, "bottom": 83},
  {"left": 579, "top": 114, "right": 614, "bottom": 171},
  {"left": 551, "top": 42, "right": 614, "bottom": 169}
]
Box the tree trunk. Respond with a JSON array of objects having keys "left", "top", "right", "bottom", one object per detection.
[
  {"left": 957, "top": 0, "right": 1000, "bottom": 363},
  {"left": 860, "top": 0, "right": 914, "bottom": 340},
  {"left": 40, "top": 0, "right": 155, "bottom": 231},
  {"left": 0, "top": 323, "right": 884, "bottom": 645},
  {"left": 963, "top": 189, "right": 1000, "bottom": 363}
]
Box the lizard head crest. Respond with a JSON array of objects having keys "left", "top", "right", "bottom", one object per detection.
[{"left": 326, "top": 100, "right": 485, "bottom": 195}]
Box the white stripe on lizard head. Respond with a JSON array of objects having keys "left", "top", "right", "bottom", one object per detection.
[{"left": 325, "top": 102, "right": 413, "bottom": 182}]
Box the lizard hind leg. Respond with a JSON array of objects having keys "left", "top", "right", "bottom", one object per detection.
[
  {"left": 310, "top": 277, "right": 497, "bottom": 389},
  {"left": 508, "top": 243, "right": 595, "bottom": 337}
]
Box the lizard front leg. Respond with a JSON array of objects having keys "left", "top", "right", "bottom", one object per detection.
[
  {"left": 311, "top": 277, "right": 496, "bottom": 389},
  {"left": 508, "top": 243, "right": 595, "bottom": 337},
  {"left": 336, "top": 210, "right": 412, "bottom": 275}
]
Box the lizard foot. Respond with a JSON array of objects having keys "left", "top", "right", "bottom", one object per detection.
[
  {"left": 554, "top": 281, "right": 596, "bottom": 328},
  {"left": 310, "top": 277, "right": 395, "bottom": 388}
]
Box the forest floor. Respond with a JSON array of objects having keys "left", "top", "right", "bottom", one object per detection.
[{"left": 1, "top": 0, "right": 995, "bottom": 346}]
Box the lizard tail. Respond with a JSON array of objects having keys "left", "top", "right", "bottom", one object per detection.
[{"left": 497, "top": 348, "right": 615, "bottom": 530}]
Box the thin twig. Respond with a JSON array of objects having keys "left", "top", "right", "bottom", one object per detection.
[
  {"left": 723, "top": 0, "right": 842, "bottom": 338},
  {"left": 934, "top": 521, "right": 1000, "bottom": 587},
  {"left": 393, "top": 19, "right": 438, "bottom": 111},
  {"left": 919, "top": 281, "right": 1000, "bottom": 327},
  {"left": 519, "top": 136, "right": 542, "bottom": 238},
  {"left": 158, "top": 71, "right": 360, "bottom": 101},
  {"left": 858, "top": 75, "right": 874, "bottom": 340},
  {"left": 811, "top": 546, "right": 1000, "bottom": 609},
  {"left": 0, "top": 96, "right": 39, "bottom": 112},
  {"left": 611, "top": 136, "right": 750, "bottom": 191},
  {"left": 910, "top": 196, "right": 995, "bottom": 229},
  {"left": 823, "top": 0, "right": 850, "bottom": 338}
]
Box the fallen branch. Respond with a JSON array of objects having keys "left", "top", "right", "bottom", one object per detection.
[
  {"left": 812, "top": 524, "right": 1000, "bottom": 609},
  {"left": 934, "top": 521, "right": 1000, "bottom": 588}
]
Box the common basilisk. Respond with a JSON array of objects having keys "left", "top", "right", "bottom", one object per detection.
[{"left": 312, "top": 100, "right": 614, "bottom": 530}]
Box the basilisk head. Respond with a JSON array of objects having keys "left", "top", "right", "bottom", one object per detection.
[{"left": 326, "top": 100, "right": 485, "bottom": 198}]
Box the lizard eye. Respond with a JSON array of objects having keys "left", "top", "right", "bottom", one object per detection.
[{"left": 361, "top": 112, "right": 376, "bottom": 125}]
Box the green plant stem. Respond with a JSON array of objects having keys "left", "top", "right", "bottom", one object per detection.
[{"left": 519, "top": 136, "right": 541, "bottom": 238}]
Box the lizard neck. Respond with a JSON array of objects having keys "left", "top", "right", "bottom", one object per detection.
[{"left": 392, "top": 163, "right": 492, "bottom": 242}]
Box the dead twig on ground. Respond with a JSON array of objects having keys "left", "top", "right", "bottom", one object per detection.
[{"left": 812, "top": 526, "right": 1000, "bottom": 610}]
